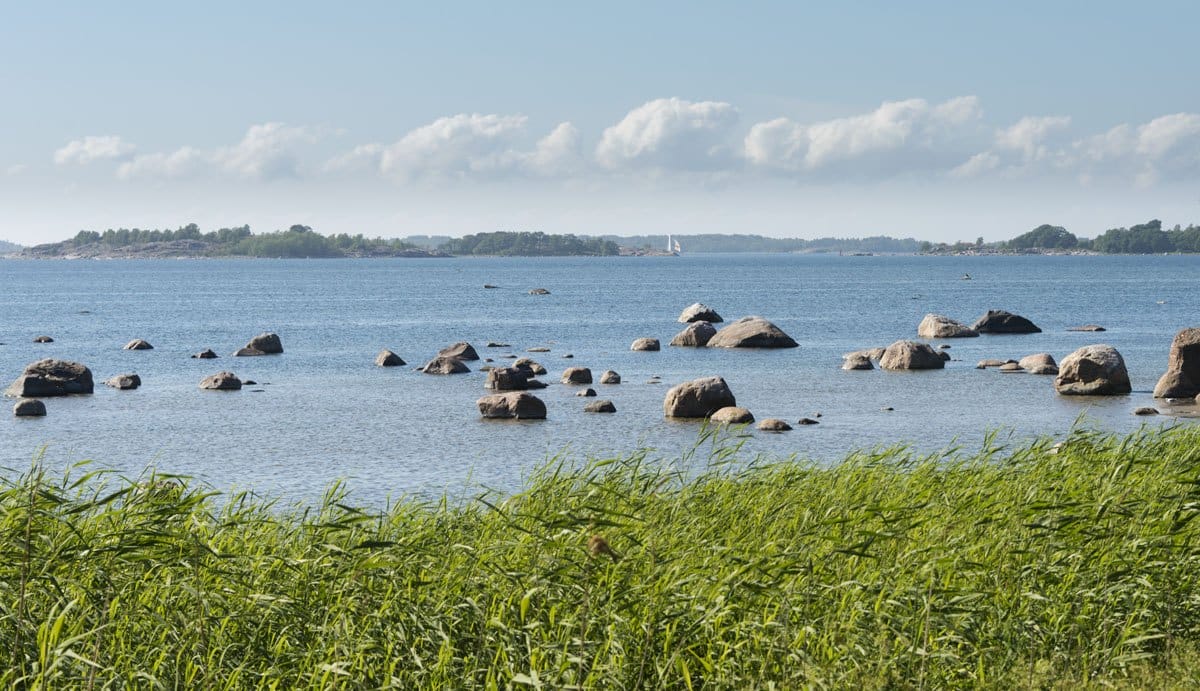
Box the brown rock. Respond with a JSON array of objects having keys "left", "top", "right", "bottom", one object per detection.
[
  {"left": 576, "top": 388, "right": 597, "bottom": 397},
  {"left": 631, "top": 338, "right": 661, "bottom": 351},
  {"left": 1153, "top": 328, "right": 1200, "bottom": 398},
  {"left": 438, "top": 342, "right": 479, "bottom": 361},
  {"left": 1133, "top": 407, "right": 1159, "bottom": 416},
  {"left": 663, "top": 376, "right": 736, "bottom": 418},
  {"left": 678, "top": 303, "right": 723, "bottom": 323},
  {"left": 6, "top": 359, "right": 94, "bottom": 397},
  {"left": 842, "top": 355, "right": 874, "bottom": 370},
  {"left": 513, "top": 358, "right": 547, "bottom": 375},
  {"left": 599, "top": 370, "right": 621, "bottom": 384},
  {"left": 975, "top": 359, "right": 1012, "bottom": 369},
  {"left": 879, "top": 340, "right": 945, "bottom": 370},
  {"left": 561, "top": 367, "right": 593, "bottom": 384},
  {"left": 710, "top": 406, "right": 754, "bottom": 424},
  {"left": 485, "top": 367, "right": 529, "bottom": 391},
  {"left": 199, "top": 371, "right": 242, "bottom": 390},
  {"left": 670, "top": 321, "right": 717, "bottom": 347},
  {"left": 584, "top": 400, "right": 617, "bottom": 413},
  {"left": 757, "top": 418, "right": 792, "bottom": 431},
  {"left": 422, "top": 356, "right": 470, "bottom": 374},
  {"left": 1054, "top": 345, "right": 1131, "bottom": 395},
  {"left": 105, "top": 373, "right": 142, "bottom": 390},
  {"left": 527, "top": 346, "right": 551, "bottom": 353},
  {"left": 998, "top": 363, "right": 1024, "bottom": 372},
  {"left": 375, "top": 350, "right": 405, "bottom": 367},
  {"left": 242, "top": 332, "right": 283, "bottom": 354},
  {"left": 843, "top": 347, "right": 885, "bottom": 361},
  {"left": 1018, "top": 353, "right": 1058, "bottom": 375},
  {"left": 917, "top": 314, "right": 979, "bottom": 338},
  {"left": 708, "top": 316, "right": 798, "bottom": 348},
  {"left": 477, "top": 392, "right": 547, "bottom": 419}
]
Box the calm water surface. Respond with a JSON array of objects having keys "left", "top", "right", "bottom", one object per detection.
[{"left": 2, "top": 254, "right": 1198, "bottom": 503}]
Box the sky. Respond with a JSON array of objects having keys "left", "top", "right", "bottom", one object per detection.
[{"left": 2, "top": 1, "right": 1199, "bottom": 245}]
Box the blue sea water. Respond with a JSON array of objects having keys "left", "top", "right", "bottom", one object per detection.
[{"left": 2, "top": 253, "right": 1198, "bottom": 503}]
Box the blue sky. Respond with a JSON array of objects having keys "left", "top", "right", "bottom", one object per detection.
[{"left": 3, "top": 1, "right": 1199, "bottom": 244}]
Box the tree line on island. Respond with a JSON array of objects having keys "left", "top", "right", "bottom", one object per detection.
[{"left": 920, "top": 219, "right": 1200, "bottom": 254}]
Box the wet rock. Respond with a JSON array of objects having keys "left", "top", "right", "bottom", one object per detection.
[
  {"left": 917, "top": 314, "right": 979, "bottom": 339},
  {"left": 1054, "top": 345, "right": 1131, "bottom": 395},
  {"left": 844, "top": 347, "right": 886, "bottom": 361},
  {"left": 485, "top": 341, "right": 509, "bottom": 348},
  {"left": 6, "top": 359, "right": 94, "bottom": 397},
  {"left": 1153, "top": 328, "right": 1200, "bottom": 398},
  {"left": 561, "top": 353, "right": 574, "bottom": 359},
  {"left": 105, "top": 373, "right": 141, "bottom": 390},
  {"left": 527, "top": 346, "right": 551, "bottom": 353},
  {"left": 242, "top": 332, "right": 283, "bottom": 355},
  {"left": 199, "top": 371, "right": 242, "bottom": 390},
  {"left": 998, "top": 363, "right": 1024, "bottom": 372},
  {"left": 678, "top": 303, "right": 723, "bottom": 323},
  {"left": 513, "top": 358, "right": 547, "bottom": 376},
  {"left": 797, "top": 417, "right": 820, "bottom": 425},
  {"left": 879, "top": 340, "right": 945, "bottom": 370},
  {"left": 663, "top": 376, "right": 736, "bottom": 418},
  {"left": 971, "top": 310, "right": 1041, "bottom": 334},
  {"left": 576, "top": 388, "right": 597, "bottom": 397},
  {"left": 421, "top": 356, "right": 471, "bottom": 375},
  {"left": 33, "top": 335, "right": 53, "bottom": 343},
  {"left": 483, "top": 284, "right": 498, "bottom": 289},
  {"left": 710, "top": 406, "right": 754, "bottom": 424},
  {"left": 1018, "top": 353, "right": 1058, "bottom": 375},
  {"left": 561, "top": 367, "right": 593, "bottom": 385},
  {"left": 757, "top": 418, "right": 792, "bottom": 431},
  {"left": 438, "top": 342, "right": 479, "bottom": 361},
  {"left": 842, "top": 355, "right": 874, "bottom": 370},
  {"left": 599, "top": 370, "right": 621, "bottom": 384},
  {"left": 631, "top": 338, "right": 661, "bottom": 351},
  {"left": 670, "top": 321, "right": 717, "bottom": 347},
  {"left": 485, "top": 366, "right": 530, "bottom": 391},
  {"left": 708, "top": 316, "right": 798, "bottom": 348},
  {"left": 477, "top": 392, "right": 547, "bottom": 419},
  {"left": 13, "top": 398, "right": 46, "bottom": 416},
  {"left": 1133, "top": 407, "right": 1159, "bottom": 416},
  {"left": 976, "top": 359, "right": 1012, "bottom": 369},
  {"left": 375, "top": 350, "right": 406, "bottom": 367},
  {"left": 584, "top": 400, "right": 617, "bottom": 413},
  {"left": 123, "top": 339, "right": 154, "bottom": 350},
  {"left": 192, "top": 349, "right": 218, "bottom": 359},
  {"left": 525, "top": 379, "right": 548, "bottom": 389}
]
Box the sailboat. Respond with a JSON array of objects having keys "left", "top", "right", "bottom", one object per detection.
[{"left": 667, "top": 234, "right": 681, "bottom": 255}]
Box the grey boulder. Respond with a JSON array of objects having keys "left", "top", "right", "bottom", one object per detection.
[
  {"left": 584, "top": 400, "right": 617, "bottom": 413},
  {"left": 477, "top": 392, "right": 547, "bottom": 419},
  {"left": 422, "top": 356, "right": 470, "bottom": 375},
  {"left": 485, "top": 367, "right": 530, "bottom": 391},
  {"left": 670, "top": 321, "right": 717, "bottom": 347},
  {"left": 710, "top": 406, "right": 754, "bottom": 424},
  {"left": 1054, "top": 345, "right": 1131, "bottom": 395},
  {"left": 1153, "top": 328, "right": 1200, "bottom": 398},
  {"left": 663, "top": 376, "right": 737, "bottom": 418},
  {"left": 375, "top": 350, "right": 406, "bottom": 367},
  {"left": 707, "top": 317, "right": 798, "bottom": 348},
  {"left": 438, "top": 342, "right": 479, "bottom": 361},
  {"left": 631, "top": 338, "right": 661, "bottom": 351},
  {"left": 1018, "top": 353, "right": 1058, "bottom": 375},
  {"left": 106, "top": 373, "right": 142, "bottom": 390},
  {"left": 562, "top": 367, "right": 593, "bottom": 384},
  {"left": 14, "top": 398, "right": 47, "bottom": 416},
  {"left": 199, "top": 371, "right": 242, "bottom": 390},
  {"left": 6, "top": 359, "right": 94, "bottom": 397},
  {"left": 124, "top": 339, "right": 154, "bottom": 350},
  {"left": 678, "top": 303, "right": 723, "bottom": 323},
  {"left": 879, "top": 341, "right": 945, "bottom": 370},
  {"left": 917, "top": 314, "right": 979, "bottom": 339}
]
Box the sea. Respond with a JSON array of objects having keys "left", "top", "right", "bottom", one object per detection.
[{"left": 2, "top": 253, "right": 1198, "bottom": 504}]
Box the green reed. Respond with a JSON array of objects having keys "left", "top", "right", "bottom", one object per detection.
[{"left": 4, "top": 424, "right": 1200, "bottom": 689}]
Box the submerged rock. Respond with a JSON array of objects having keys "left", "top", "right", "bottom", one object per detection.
[
  {"left": 33, "top": 335, "right": 54, "bottom": 343},
  {"left": 584, "top": 400, "right": 617, "bottom": 413},
  {"left": 1067, "top": 325, "right": 1106, "bottom": 332},
  {"left": 124, "top": 339, "right": 154, "bottom": 350},
  {"left": 13, "top": 398, "right": 46, "bottom": 417},
  {"left": 842, "top": 354, "right": 874, "bottom": 370},
  {"left": 576, "top": 388, "right": 597, "bottom": 397},
  {"left": 199, "top": 371, "right": 242, "bottom": 390},
  {"left": 757, "top": 418, "right": 792, "bottom": 432}
]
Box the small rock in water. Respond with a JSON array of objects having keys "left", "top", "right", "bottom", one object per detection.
[
  {"left": 797, "top": 417, "right": 820, "bottom": 425},
  {"left": 757, "top": 418, "right": 792, "bottom": 432},
  {"left": 584, "top": 400, "right": 616, "bottom": 413},
  {"left": 528, "top": 288, "right": 551, "bottom": 295},
  {"left": 33, "top": 335, "right": 54, "bottom": 343},
  {"left": 1133, "top": 407, "right": 1159, "bottom": 416},
  {"left": 599, "top": 370, "right": 621, "bottom": 384},
  {"left": 998, "top": 363, "right": 1024, "bottom": 373},
  {"left": 192, "top": 349, "right": 218, "bottom": 359},
  {"left": 1067, "top": 325, "right": 1106, "bottom": 332},
  {"left": 375, "top": 349, "right": 405, "bottom": 367},
  {"left": 199, "top": 371, "right": 242, "bottom": 390},
  {"left": 631, "top": 338, "right": 661, "bottom": 351},
  {"left": 561, "top": 367, "right": 593, "bottom": 385},
  {"left": 13, "top": 398, "right": 47, "bottom": 417},
  {"left": 483, "top": 284, "right": 498, "bottom": 289},
  {"left": 527, "top": 346, "right": 551, "bottom": 353},
  {"left": 562, "top": 353, "right": 574, "bottom": 359},
  {"left": 242, "top": 380, "right": 257, "bottom": 386},
  {"left": 123, "top": 339, "right": 154, "bottom": 350},
  {"left": 486, "top": 341, "right": 509, "bottom": 348},
  {"left": 576, "top": 388, "right": 597, "bottom": 397},
  {"left": 711, "top": 406, "right": 754, "bottom": 424},
  {"left": 881, "top": 406, "right": 894, "bottom": 412},
  {"left": 105, "top": 373, "right": 142, "bottom": 390},
  {"left": 939, "top": 344, "right": 951, "bottom": 350}
]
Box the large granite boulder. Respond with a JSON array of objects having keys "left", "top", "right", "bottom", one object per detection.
[
  {"left": 917, "top": 314, "right": 979, "bottom": 339},
  {"left": 631, "top": 338, "right": 661, "bottom": 351},
  {"left": 1018, "top": 353, "right": 1058, "bottom": 375},
  {"left": 1054, "top": 345, "right": 1131, "bottom": 395},
  {"left": 972, "top": 310, "right": 1041, "bottom": 334},
  {"left": 236, "top": 332, "right": 283, "bottom": 356},
  {"left": 375, "top": 350, "right": 406, "bottom": 367},
  {"left": 485, "top": 367, "right": 530, "bottom": 391},
  {"left": 106, "top": 373, "right": 142, "bottom": 390},
  {"left": 711, "top": 406, "right": 754, "bottom": 424},
  {"left": 561, "top": 367, "right": 593, "bottom": 384},
  {"left": 879, "top": 341, "right": 945, "bottom": 370},
  {"left": 1153, "top": 328, "right": 1200, "bottom": 398},
  {"left": 707, "top": 317, "right": 798, "bottom": 348},
  {"left": 678, "top": 303, "right": 723, "bottom": 323},
  {"left": 6, "top": 359, "right": 94, "bottom": 397},
  {"left": 13, "top": 398, "right": 47, "bottom": 417},
  {"left": 422, "top": 356, "right": 470, "bottom": 374},
  {"left": 477, "top": 392, "right": 547, "bottom": 419},
  {"left": 124, "top": 339, "right": 154, "bottom": 350},
  {"left": 663, "top": 376, "right": 737, "bottom": 418},
  {"left": 199, "top": 371, "right": 242, "bottom": 390},
  {"left": 670, "top": 321, "right": 717, "bottom": 347},
  {"left": 438, "top": 342, "right": 479, "bottom": 361}
]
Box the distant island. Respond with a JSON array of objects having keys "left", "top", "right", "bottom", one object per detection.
[{"left": 920, "top": 219, "right": 1200, "bottom": 255}]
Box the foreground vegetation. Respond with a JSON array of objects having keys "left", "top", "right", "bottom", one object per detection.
[{"left": 5, "top": 426, "right": 1200, "bottom": 687}]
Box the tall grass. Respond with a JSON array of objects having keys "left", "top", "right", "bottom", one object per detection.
[{"left": 5, "top": 425, "right": 1200, "bottom": 688}]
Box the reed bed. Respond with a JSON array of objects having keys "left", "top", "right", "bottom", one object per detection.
[{"left": 5, "top": 425, "right": 1200, "bottom": 689}]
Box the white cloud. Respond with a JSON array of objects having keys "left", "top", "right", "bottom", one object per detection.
[
  {"left": 525, "top": 122, "right": 583, "bottom": 175},
  {"left": 595, "top": 98, "right": 739, "bottom": 170},
  {"left": 950, "top": 151, "right": 1000, "bottom": 178},
  {"left": 5, "top": 163, "right": 27, "bottom": 176},
  {"left": 117, "top": 146, "right": 207, "bottom": 180},
  {"left": 323, "top": 143, "right": 385, "bottom": 174},
  {"left": 116, "top": 123, "right": 314, "bottom": 181},
  {"left": 54, "top": 135, "right": 135, "bottom": 165},
  {"left": 744, "top": 96, "right": 982, "bottom": 174},
  {"left": 1076, "top": 113, "right": 1200, "bottom": 185},
  {"left": 380, "top": 113, "right": 528, "bottom": 180}
]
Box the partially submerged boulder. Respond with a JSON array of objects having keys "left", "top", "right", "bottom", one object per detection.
[
  {"left": 485, "top": 367, "right": 530, "bottom": 391},
  {"left": 375, "top": 350, "right": 405, "bottom": 367},
  {"left": 528, "top": 288, "right": 551, "bottom": 295},
  {"left": 711, "top": 406, "right": 754, "bottom": 424},
  {"left": 124, "top": 339, "right": 154, "bottom": 350},
  {"left": 1153, "top": 328, "right": 1200, "bottom": 398},
  {"left": 13, "top": 398, "right": 46, "bottom": 417},
  {"left": 842, "top": 354, "right": 874, "bottom": 370},
  {"left": 1018, "top": 353, "right": 1058, "bottom": 375},
  {"left": 236, "top": 332, "right": 283, "bottom": 356},
  {"left": 105, "top": 373, "right": 142, "bottom": 390},
  {"left": 631, "top": 338, "right": 661, "bottom": 352},
  {"left": 670, "top": 321, "right": 717, "bottom": 347},
  {"left": 1068, "top": 325, "right": 1106, "bottom": 332},
  {"left": 584, "top": 400, "right": 617, "bottom": 413},
  {"left": 678, "top": 303, "right": 723, "bottom": 323},
  {"left": 477, "top": 392, "right": 546, "bottom": 419},
  {"left": 33, "top": 335, "right": 54, "bottom": 343},
  {"left": 599, "top": 370, "right": 621, "bottom": 384},
  {"left": 707, "top": 317, "right": 798, "bottom": 348},
  {"left": 513, "top": 358, "right": 547, "bottom": 376},
  {"left": 1054, "top": 345, "right": 1131, "bottom": 395},
  {"left": 663, "top": 376, "right": 737, "bottom": 418},
  {"left": 422, "top": 356, "right": 470, "bottom": 375},
  {"left": 6, "top": 359, "right": 94, "bottom": 397},
  {"left": 972, "top": 310, "right": 1041, "bottom": 334},
  {"left": 192, "top": 349, "right": 218, "bottom": 359},
  {"left": 879, "top": 341, "right": 945, "bottom": 370},
  {"left": 843, "top": 347, "right": 886, "bottom": 362},
  {"left": 757, "top": 418, "right": 792, "bottom": 432},
  {"left": 917, "top": 314, "right": 979, "bottom": 339},
  {"left": 199, "top": 371, "right": 242, "bottom": 390},
  {"left": 561, "top": 367, "right": 593, "bottom": 385},
  {"left": 438, "top": 342, "right": 479, "bottom": 361}
]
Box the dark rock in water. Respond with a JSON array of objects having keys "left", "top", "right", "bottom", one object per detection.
[
  {"left": 243, "top": 380, "right": 257, "bottom": 386},
  {"left": 479, "top": 365, "right": 494, "bottom": 372},
  {"left": 561, "top": 367, "right": 593, "bottom": 384},
  {"left": 199, "top": 371, "right": 242, "bottom": 390},
  {"left": 842, "top": 354, "right": 874, "bottom": 370},
  {"left": 105, "top": 373, "right": 141, "bottom": 390},
  {"left": 33, "top": 335, "right": 54, "bottom": 343},
  {"left": 711, "top": 406, "right": 754, "bottom": 424},
  {"left": 484, "top": 284, "right": 498, "bottom": 289},
  {"left": 6, "top": 359, "right": 94, "bottom": 397},
  {"left": 917, "top": 314, "right": 979, "bottom": 339},
  {"left": 528, "top": 288, "right": 551, "bottom": 295},
  {"left": 879, "top": 340, "right": 945, "bottom": 370},
  {"left": 513, "top": 358, "right": 547, "bottom": 376},
  {"left": 1154, "top": 328, "right": 1200, "bottom": 398},
  {"left": 938, "top": 351, "right": 951, "bottom": 361},
  {"left": 599, "top": 370, "right": 621, "bottom": 384},
  {"left": 708, "top": 317, "right": 798, "bottom": 348},
  {"left": 757, "top": 418, "right": 792, "bottom": 432},
  {"left": 881, "top": 407, "right": 894, "bottom": 412},
  {"left": 234, "top": 347, "right": 265, "bottom": 356},
  {"left": 123, "top": 339, "right": 153, "bottom": 350},
  {"left": 562, "top": 353, "right": 574, "bottom": 359},
  {"left": 1067, "top": 325, "right": 1106, "bottom": 332},
  {"left": 1019, "top": 353, "right": 1058, "bottom": 375},
  {"left": 631, "top": 338, "right": 660, "bottom": 351},
  {"left": 421, "top": 356, "right": 470, "bottom": 375},
  {"left": 192, "top": 349, "right": 218, "bottom": 359},
  {"left": 576, "top": 388, "right": 597, "bottom": 397},
  {"left": 678, "top": 303, "right": 723, "bottom": 323},
  {"left": 238, "top": 332, "right": 283, "bottom": 355},
  {"left": 485, "top": 341, "right": 509, "bottom": 348},
  {"left": 971, "top": 310, "right": 1041, "bottom": 334},
  {"left": 1133, "top": 407, "right": 1159, "bottom": 416},
  {"left": 376, "top": 349, "right": 406, "bottom": 367},
  {"left": 485, "top": 366, "right": 530, "bottom": 391},
  {"left": 438, "top": 342, "right": 479, "bottom": 361},
  {"left": 1054, "top": 345, "right": 1131, "bottom": 395},
  {"left": 525, "top": 379, "right": 548, "bottom": 389},
  {"left": 797, "top": 417, "right": 820, "bottom": 425},
  {"left": 663, "top": 376, "right": 736, "bottom": 418},
  {"left": 670, "top": 321, "right": 717, "bottom": 347},
  {"left": 939, "top": 344, "right": 951, "bottom": 350},
  {"left": 13, "top": 398, "right": 47, "bottom": 417},
  {"left": 584, "top": 400, "right": 617, "bottom": 413},
  {"left": 477, "top": 392, "right": 546, "bottom": 419}
]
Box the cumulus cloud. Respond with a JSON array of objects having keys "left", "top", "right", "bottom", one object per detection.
[
  {"left": 117, "top": 123, "right": 314, "bottom": 181},
  {"left": 1075, "top": 112, "right": 1200, "bottom": 187},
  {"left": 595, "top": 98, "right": 739, "bottom": 170},
  {"left": 525, "top": 122, "right": 584, "bottom": 175},
  {"left": 744, "top": 96, "right": 982, "bottom": 175},
  {"left": 994, "top": 116, "right": 1072, "bottom": 161},
  {"left": 54, "top": 135, "right": 135, "bottom": 165},
  {"left": 379, "top": 113, "right": 528, "bottom": 180}
]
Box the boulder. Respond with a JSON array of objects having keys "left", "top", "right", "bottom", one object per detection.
[
  {"left": 528, "top": 288, "right": 551, "bottom": 295},
  {"left": 678, "top": 303, "right": 723, "bottom": 323},
  {"left": 485, "top": 367, "right": 529, "bottom": 391},
  {"left": 105, "top": 373, "right": 142, "bottom": 390},
  {"left": 192, "top": 349, "right": 218, "bottom": 359},
  {"left": 375, "top": 350, "right": 405, "bottom": 367},
  {"left": 599, "top": 370, "right": 621, "bottom": 384},
  {"left": 584, "top": 400, "right": 617, "bottom": 413},
  {"left": 199, "top": 371, "right": 242, "bottom": 390},
  {"left": 879, "top": 341, "right": 945, "bottom": 370},
  {"left": 527, "top": 346, "right": 551, "bottom": 353},
  {"left": 842, "top": 355, "right": 874, "bottom": 370},
  {"left": 1133, "top": 407, "right": 1159, "bottom": 416},
  {"left": 486, "top": 341, "right": 509, "bottom": 347},
  {"left": 513, "top": 358, "right": 547, "bottom": 375},
  {"left": 631, "top": 338, "right": 661, "bottom": 351},
  {"left": 1153, "top": 328, "right": 1200, "bottom": 398},
  {"left": 525, "top": 379, "right": 548, "bottom": 389},
  {"left": 421, "top": 356, "right": 470, "bottom": 375},
  {"left": 844, "top": 347, "right": 886, "bottom": 361},
  {"left": 561, "top": 367, "right": 593, "bottom": 385},
  {"left": 477, "top": 392, "right": 547, "bottom": 419},
  {"left": 797, "top": 417, "right": 820, "bottom": 425},
  {"left": 1067, "top": 325, "right": 1106, "bottom": 332},
  {"left": 1054, "top": 345, "right": 1131, "bottom": 395},
  {"left": 917, "top": 314, "right": 979, "bottom": 339},
  {"left": 663, "top": 376, "right": 737, "bottom": 418},
  {"left": 707, "top": 317, "right": 798, "bottom": 349},
  {"left": 757, "top": 418, "right": 792, "bottom": 432},
  {"left": 711, "top": 406, "right": 754, "bottom": 424},
  {"left": 998, "top": 363, "right": 1024, "bottom": 372},
  {"left": 576, "top": 388, "right": 597, "bottom": 397},
  {"left": 975, "top": 359, "right": 1012, "bottom": 369},
  {"left": 241, "top": 332, "right": 283, "bottom": 355},
  {"left": 33, "top": 335, "right": 53, "bottom": 343},
  {"left": 438, "top": 342, "right": 479, "bottom": 361},
  {"left": 124, "top": 339, "right": 154, "bottom": 350},
  {"left": 13, "top": 398, "right": 47, "bottom": 417},
  {"left": 6, "top": 359, "right": 94, "bottom": 397},
  {"left": 1018, "top": 353, "right": 1058, "bottom": 375},
  {"left": 971, "top": 310, "right": 1041, "bottom": 334},
  {"left": 670, "top": 321, "right": 717, "bottom": 347}
]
